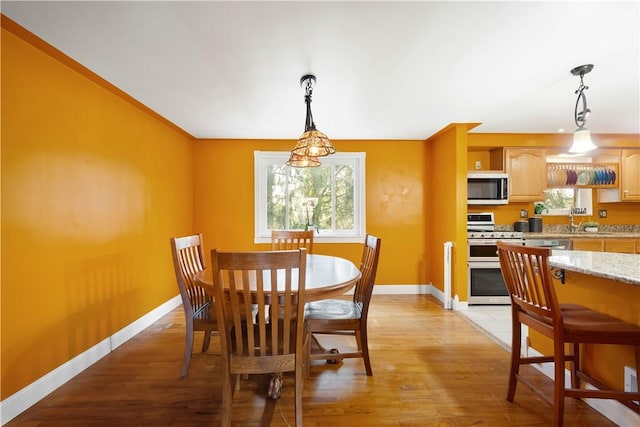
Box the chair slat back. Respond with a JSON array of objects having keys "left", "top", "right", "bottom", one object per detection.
[
  {"left": 170, "top": 234, "right": 208, "bottom": 315},
  {"left": 497, "top": 242, "right": 561, "bottom": 326},
  {"left": 271, "top": 230, "right": 314, "bottom": 253},
  {"left": 210, "top": 249, "right": 307, "bottom": 374},
  {"left": 354, "top": 234, "right": 382, "bottom": 307}
]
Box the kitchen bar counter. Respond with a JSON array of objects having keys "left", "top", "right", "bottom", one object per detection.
[
  {"left": 534, "top": 250, "right": 640, "bottom": 427},
  {"left": 549, "top": 249, "right": 640, "bottom": 286}
]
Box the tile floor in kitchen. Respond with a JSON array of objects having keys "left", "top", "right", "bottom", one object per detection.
[{"left": 457, "top": 304, "right": 512, "bottom": 350}]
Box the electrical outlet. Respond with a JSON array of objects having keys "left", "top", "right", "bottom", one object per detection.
[
  {"left": 598, "top": 209, "right": 607, "bottom": 218},
  {"left": 475, "top": 161, "right": 482, "bottom": 170},
  {"left": 624, "top": 366, "right": 638, "bottom": 404},
  {"left": 520, "top": 209, "right": 528, "bottom": 218}
]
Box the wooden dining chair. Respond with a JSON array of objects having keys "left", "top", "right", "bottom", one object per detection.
[
  {"left": 497, "top": 241, "right": 640, "bottom": 427},
  {"left": 304, "top": 234, "right": 381, "bottom": 376},
  {"left": 207, "top": 248, "right": 308, "bottom": 427},
  {"left": 169, "top": 233, "right": 217, "bottom": 378},
  {"left": 271, "top": 229, "right": 314, "bottom": 253}
]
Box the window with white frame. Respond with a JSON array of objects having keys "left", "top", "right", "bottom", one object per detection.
[
  {"left": 540, "top": 188, "right": 593, "bottom": 216},
  {"left": 254, "top": 151, "right": 365, "bottom": 243}
]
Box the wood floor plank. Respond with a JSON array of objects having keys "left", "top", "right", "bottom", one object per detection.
[{"left": 6, "top": 295, "right": 618, "bottom": 426}]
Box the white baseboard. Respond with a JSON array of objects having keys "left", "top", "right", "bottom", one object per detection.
[
  {"left": 527, "top": 346, "right": 640, "bottom": 426},
  {"left": 0, "top": 295, "right": 182, "bottom": 425},
  {"left": 372, "top": 284, "right": 433, "bottom": 295},
  {"left": 428, "top": 285, "right": 468, "bottom": 311},
  {"left": 339, "top": 283, "right": 433, "bottom": 296}
]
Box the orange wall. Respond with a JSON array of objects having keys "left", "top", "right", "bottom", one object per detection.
[
  {"left": 426, "top": 124, "right": 476, "bottom": 301},
  {"left": 192, "top": 139, "right": 429, "bottom": 286},
  {"left": 1, "top": 21, "right": 194, "bottom": 398},
  {"left": 468, "top": 133, "right": 640, "bottom": 226}
]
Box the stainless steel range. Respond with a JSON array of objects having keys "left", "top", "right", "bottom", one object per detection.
[{"left": 467, "top": 213, "right": 523, "bottom": 305}]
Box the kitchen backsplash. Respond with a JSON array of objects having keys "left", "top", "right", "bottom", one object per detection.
[{"left": 496, "top": 224, "right": 640, "bottom": 233}]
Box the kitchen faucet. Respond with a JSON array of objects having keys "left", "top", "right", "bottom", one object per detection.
[{"left": 568, "top": 209, "right": 582, "bottom": 233}]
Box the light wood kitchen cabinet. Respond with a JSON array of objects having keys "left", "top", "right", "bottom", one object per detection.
[
  {"left": 620, "top": 149, "right": 640, "bottom": 201},
  {"left": 572, "top": 239, "right": 604, "bottom": 252},
  {"left": 603, "top": 239, "right": 637, "bottom": 254},
  {"left": 596, "top": 148, "right": 640, "bottom": 202},
  {"left": 504, "top": 148, "right": 546, "bottom": 202},
  {"left": 572, "top": 238, "right": 640, "bottom": 253}
]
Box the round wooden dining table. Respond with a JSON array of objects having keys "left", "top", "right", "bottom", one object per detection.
[
  {"left": 194, "top": 254, "right": 362, "bottom": 301},
  {"left": 195, "top": 253, "right": 361, "bottom": 399}
]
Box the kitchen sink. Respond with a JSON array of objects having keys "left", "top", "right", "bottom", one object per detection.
[{"left": 523, "top": 239, "right": 572, "bottom": 249}]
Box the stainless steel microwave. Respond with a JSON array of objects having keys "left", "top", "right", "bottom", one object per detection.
[{"left": 467, "top": 172, "right": 509, "bottom": 205}]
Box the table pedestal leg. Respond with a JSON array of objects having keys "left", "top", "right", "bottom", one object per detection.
[{"left": 268, "top": 373, "right": 283, "bottom": 399}]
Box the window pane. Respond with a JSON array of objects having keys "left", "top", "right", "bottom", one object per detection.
[
  {"left": 542, "top": 188, "right": 593, "bottom": 216},
  {"left": 335, "top": 164, "right": 354, "bottom": 229},
  {"left": 267, "top": 164, "right": 287, "bottom": 229},
  {"left": 545, "top": 188, "right": 574, "bottom": 209},
  {"left": 255, "top": 151, "right": 365, "bottom": 243}
]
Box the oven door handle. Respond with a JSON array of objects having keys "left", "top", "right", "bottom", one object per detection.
[
  {"left": 468, "top": 261, "right": 501, "bottom": 268},
  {"left": 468, "top": 240, "right": 498, "bottom": 246}
]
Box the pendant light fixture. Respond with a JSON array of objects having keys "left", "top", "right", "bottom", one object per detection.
[
  {"left": 569, "top": 64, "right": 597, "bottom": 153},
  {"left": 285, "top": 153, "right": 321, "bottom": 168},
  {"left": 287, "top": 74, "right": 335, "bottom": 167}
]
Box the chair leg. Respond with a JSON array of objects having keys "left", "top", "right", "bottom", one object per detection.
[
  {"left": 553, "top": 340, "right": 566, "bottom": 427},
  {"left": 295, "top": 366, "right": 304, "bottom": 427},
  {"left": 305, "top": 332, "right": 312, "bottom": 379},
  {"left": 570, "top": 342, "right": 580, "bottom": 389},
  {"left": 202, "top": 330, "right": 211, "bottom": 352},
  {"left": 182, "top": 322, "right": 194, "bottom": 378},
  {"left": 359, "top": 326, "right": 373, "bottom": 376},
  {"left": 506, "top": 314, "right": 521, "bottom": 401},
  {"left": 220, "top": 371, "right": 233, "bottom": 427},
  {"left": 635, "top": 345, "right": 640, "bottom": 407}
]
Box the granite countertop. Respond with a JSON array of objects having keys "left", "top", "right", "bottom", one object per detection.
[
  {"left": 549, "top": 250, "right": 640, "bottom": 286},
  {"left": 524, "top": 231, "right": 640, "bottom": 239}
]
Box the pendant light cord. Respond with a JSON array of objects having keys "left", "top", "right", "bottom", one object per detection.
[{"left": 303, "top": 80, "right": 316, "bottom": 132}]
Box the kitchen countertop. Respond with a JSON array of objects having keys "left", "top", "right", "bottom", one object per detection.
[
  {"left": 549, "top": 250, "right": 640, "bottom": 286},
  {"left": 523, "top": 231, "right": 640, "bottom": 239}
]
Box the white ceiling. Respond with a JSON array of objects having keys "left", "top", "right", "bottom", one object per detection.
[{"left": 3, "top": 1, "right": 639, "bottom": 140}]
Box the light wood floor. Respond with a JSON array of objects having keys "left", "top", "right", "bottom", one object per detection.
[{"left": 7, "top": 295, "right": 617, "bottom": 426}]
